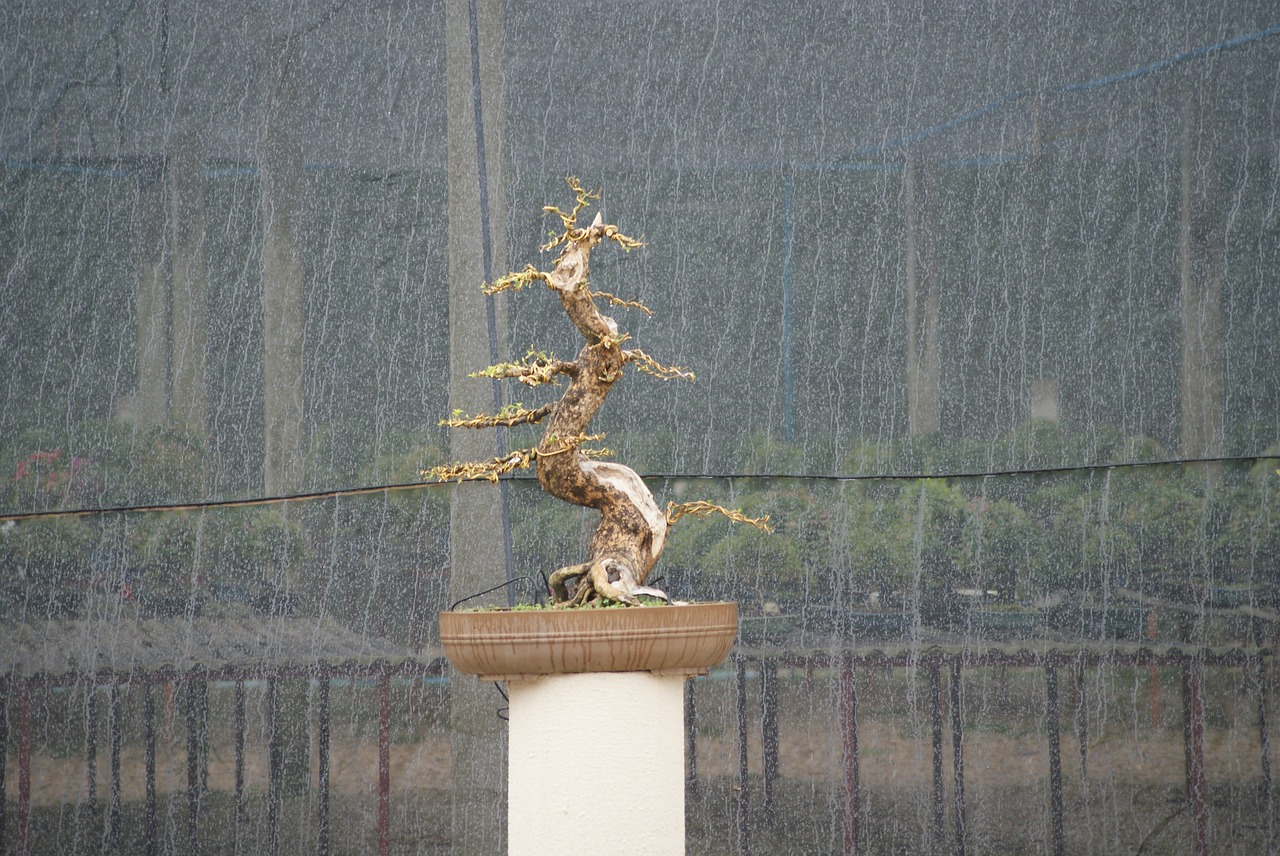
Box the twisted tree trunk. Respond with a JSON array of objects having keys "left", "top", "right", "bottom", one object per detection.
[
  {"left": 536, "top": 214, "right": 667, "bottom": 605},
  {"left": 432, "top": 183, "right": 766, "bottom": 604}
]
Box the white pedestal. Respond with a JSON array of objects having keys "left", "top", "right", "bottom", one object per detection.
[{"left": 507, "top": 671, "right": 686, "bottom": 856}]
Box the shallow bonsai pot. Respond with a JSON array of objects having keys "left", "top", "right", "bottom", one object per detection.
[{"left": 439, "top": 601, "right": 738, "bottom": 681}]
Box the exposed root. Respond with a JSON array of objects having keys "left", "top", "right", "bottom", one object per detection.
[
  {"left": 549, "top": 561, "right": 593, "bottom": 603},
  {"left": 549, "top": 556, "right": 669, "bottom": 606}
]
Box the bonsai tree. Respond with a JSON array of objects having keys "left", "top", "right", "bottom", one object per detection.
[{"left": 432, "top": 179, "right": 766, "bottom": 606}]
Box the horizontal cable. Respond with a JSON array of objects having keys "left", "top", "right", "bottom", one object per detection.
[
  {"left": 850, "top": 21, "right": 1280, "bottom": 159},
  {"left": 640, "top": 455, "right": 1279, "bottom": 483},
  {"left": 1, "top": 454, "right": 1274, "bottom": 523},
  {"left": 0, "top": 480, "right": 433, "bottom": 523}
]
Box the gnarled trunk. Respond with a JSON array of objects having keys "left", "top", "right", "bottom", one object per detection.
[
  {"left": 535, "top": 217, "right": 667, "bottom": 604},
  {"left": 432, "top": 184, "right": 765, "bottom": 604}
]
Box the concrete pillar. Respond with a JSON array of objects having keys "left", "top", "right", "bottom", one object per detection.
[
  {"left": 260, "top": 36, "right": 306, "bottom": 498},
  {"left": 169, "top": 131, "right": 208, "bottom": 435},
  {"left": 905, "top": 157, "right": 941, "bottom": 436},
  {"left": 1029, "top": 378, "right": 1060, "bottom": 423},
  {"left": 1178, "top": 91, "right": 1223, "bottom": 461},
  {"left": 134, "top": 159, "right": 169, "bottom": 429},
  {"left": 445, "top": 0, "right": 510, "bottom": 851},
  {"left": 507, "top": 672, "right": 686, "bottom": 856}
]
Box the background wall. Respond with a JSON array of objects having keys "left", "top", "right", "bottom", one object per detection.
[{"left": 1, "top": 2, "right": 1277, "bottom": 854}]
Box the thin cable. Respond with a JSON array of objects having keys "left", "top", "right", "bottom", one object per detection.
[
  {"left": 448, "top": 575, "right": 544, "bottom": 612},
  {"left": 1053, "top": 23, "right": 1280, "bottom": 95},
  {"left": 2, "top": 0, "right": 139, "bottom": 158},
  {"left": 10, "top": 21, "right": 1275, "bottom": 176},
  {"left": 848, "top": 21, "right": 1280, "bottom": 160},
  {"left": 1, "top": 455, "right": 1274, "bottom": 523},
  {"left": 0, "top": 480, "right": 437, "bottom": 523},
  {"left": 781, "top": 171, "right": 795, "bottom": 444},
  {"left": 635, "top": 455, "right": 1279, "bottom": 483}
]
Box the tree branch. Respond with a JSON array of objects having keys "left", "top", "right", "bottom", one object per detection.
[
  {"left": 471, "top": 351, "right": 577, "bottom": 387},
  {"left": 428, "top": 432, "right": 608, "bottom": 485},
  {"left": 623, "top": 349, "right": 695, "bottom": 382},
  {"left": 439, "top": 402, "right": 555, "bottom": 430},
  {"left": 591, "top": 290, "right": 653, "bottom": 316},
  {"left": 666, "top": 500, "right": 772, "bottom": 532},
  {"left": 483, "top": 264, "right": 552, "bottom": 295},
  {"left": 427, "top": 448, "right": 536, "bottom": 483}
]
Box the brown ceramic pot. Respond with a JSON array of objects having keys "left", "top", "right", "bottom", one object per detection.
[{"left": 439, "top": 601, "right": 738, "bottom": 681}]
